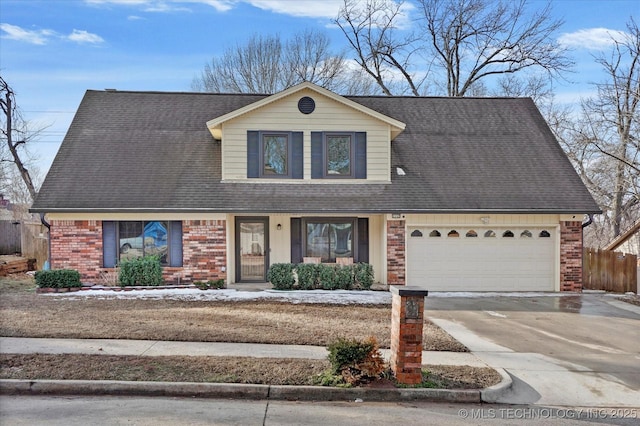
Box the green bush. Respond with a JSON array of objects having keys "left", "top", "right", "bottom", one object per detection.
[
  {"left": 267, "top": 263, "right": 374, "bottom": 291},
  {"left": 35, "top": 269, "right": 82, "bottom": 288},
  {"left": 118, "top": 255, "right": 163, "bottom": 287},
  {"left": 318, "top": 264, "right": 338, "bottom": 290},
  {"left": 335, "top": 265, "right": 353, "bottom": 290},
  {"left": 296, "top": 263, "right": 319, "bottom": 290},
  {"left": 208, "top": 279, "right": 225, "bottom": 289},
  {"left": 267, "top": 263, "right": 295, "bottom": 290},
  {"left": 326, "top": 337, "right": 386, "bottom": 386},
  {"left": 353, "top": 263, "right": 374, "bottom": 290},
  {"left": 194, "top": 279, "right": 225, "bottom": 290}
]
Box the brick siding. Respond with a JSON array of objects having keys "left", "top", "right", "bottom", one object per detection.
[
  {"left": 49, "top": 219, "right": 227, "bottom": 285},
  {"left": 560, "top": 221, "right": 583, "bottom": 292},
  {"left": 386, "top": 219, "right": 406, "bottom": 285},
  {"left": 50, "top": 220, "right": 103, "bottom": 281},
  {"left": 163, "top": 220, "right": 227, "bottom": 284}
]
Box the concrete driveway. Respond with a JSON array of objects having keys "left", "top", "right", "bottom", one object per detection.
[{"left": 424, "top": 293, "right": 640, "bottom": 408}]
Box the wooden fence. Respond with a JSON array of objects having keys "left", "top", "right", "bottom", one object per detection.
[
  {"left": 0, "top": 221, "right": 21, "bottom": 254},
  {"left": 21, "top": 222, "right": 49, "bottom": 270},
  {"left": 0, "top": 220, "right": 48, "bottom": 270},
  {"left": 583, "top": 247, "right": 638, "bottom": 293}
]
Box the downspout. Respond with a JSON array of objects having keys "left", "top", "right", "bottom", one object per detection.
[
  {"left": 581, "top": 214, "right": 594, "bottom": 229},
  {"left": 40, "top": 213, "right": 51, "bottom": 270},
  {"left": 580, "top": 214, "right": 594, "bottom": 292}
]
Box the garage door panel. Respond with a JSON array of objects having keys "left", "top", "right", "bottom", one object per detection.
[{"left": 407, "top": 227, "right": 555, "bottom": 292}]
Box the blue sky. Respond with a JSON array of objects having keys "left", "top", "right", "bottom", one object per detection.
[{"left": 1, "top": 0, "right": 639, "bottom": 179}]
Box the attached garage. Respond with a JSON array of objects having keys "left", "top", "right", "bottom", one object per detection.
[{"left": 406, "top": 227, "right": 556, "bottom": 292}]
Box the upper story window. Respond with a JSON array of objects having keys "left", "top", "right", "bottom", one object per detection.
[
  {"left": 311, "top": 131, "right": 366, "bottom": 179},
  {"left": 262, "top": 133, "right": 289, "bottom": 177},
  {"left": 326, "top": 134, "right": 353, "bottom": 176},
  {"left": 247, "top": 131, "right": 303, "bottom": 179}
]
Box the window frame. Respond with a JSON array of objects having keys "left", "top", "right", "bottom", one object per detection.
[
  {"left": 117, "top": 220, "right": 171, "bottom": 265},
  {"left": 260, "top": 131, "right": 292, "bottom": 178},
  {"left": 103, "top": 220, "right": 182, "bottom": 268},
  {"left": 302, "top": 217, "right": 358, "bottom": 263},
  {"left": 311, "top": 131, "right": 366, "bottom": 180},
  {"left": 323, "top": 132, "right": 355, "bottom": 178}
]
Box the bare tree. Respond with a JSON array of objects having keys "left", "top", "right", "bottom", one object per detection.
[
  {"left": 336, "top": 0, "right": 572, "bottom": 97},
  {"left": 191, "top": 30, "right": 370, "bottom": 94},
  {"left": 565, "top": 19, "right": 640, "bottom": 244},
  {"left": 335, "top": 0, "right": 424, "bottom": 96},
  {"left": 1, "top": 76, "right": 39, "bottom": 202}
]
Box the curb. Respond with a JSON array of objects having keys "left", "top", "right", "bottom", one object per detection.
[
  {"left": 480, "top": 368, "right": 513, "bottom": 403},
  {"left": 0, "top": 379, "right": 481, "bottom": 403}
]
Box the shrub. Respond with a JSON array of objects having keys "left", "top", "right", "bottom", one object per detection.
[
  {"left": 353, "top": 263, "right": 374, "bottom": 290},
  {"left": 318, "top": 264, "right": 338, "bottom": 290},
  {"left": 208, "top": 279, "right": 225, "bottom": 289},
  {"left": 118, "top": 255, "right": 163, "bottom": 287},
  {"left": 335, "top": 265, "right": 353, "bottom": 290},
  {"left": 296, "top": 263, "right": 319, "bottom": 290},
  {"left": 195, "top": 279, "right": 225, "bottom": 290},
  {"left": 267, "top": 263, "right": 295, "bottom": 290},
  {"left": 326, "top": 337, "right": 386, "bottom": 386},
  {"left": 35, "top": 269, "right": 82, "bottom": 288}
]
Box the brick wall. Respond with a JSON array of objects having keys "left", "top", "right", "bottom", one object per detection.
[
  {"left": 560, "top": 221, "right": 583, "bottom": 292},
  {"left": 387, "top": 219, "right": 406, "bottom": 285},
  {"left": 163, "top": 220, "right": 227, "bottom": 284},
  {"left": 50, "top": 220, "right": 103, "bottom": 281},
  {"left": 49, "top": 219, "right": 227, "bottom": 285}
]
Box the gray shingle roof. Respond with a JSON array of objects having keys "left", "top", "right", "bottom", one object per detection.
[{"left": 31, "top": 90, "right": 600, "bottom": 214}]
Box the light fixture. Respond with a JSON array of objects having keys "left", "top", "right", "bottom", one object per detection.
[
  {"left": 480, "top": 216, "right": 490, "bottom": 224},
  {"left": 276, "top": 224, "right": 282, "bottom": 230}
]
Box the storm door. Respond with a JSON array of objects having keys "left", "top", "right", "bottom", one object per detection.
[{"left": 235, "top": 217, "right": 269, "bottom": 282}]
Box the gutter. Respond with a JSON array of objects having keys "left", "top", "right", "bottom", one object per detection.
[{"left": 581, "top": 214, "right": 594, "bottom": 229}]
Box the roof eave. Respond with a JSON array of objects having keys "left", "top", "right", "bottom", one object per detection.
[{"left": 31, "top": 207, "right": 603, "bottom": 215}]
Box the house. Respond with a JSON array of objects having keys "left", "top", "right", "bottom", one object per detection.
[
  {"left": 31, "top": 82, "right": 600, "bottom": 292},
  {"left": 604, "top": 219, "right": 640, "bottom": 258}
]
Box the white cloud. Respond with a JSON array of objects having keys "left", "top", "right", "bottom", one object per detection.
[
  {"left": 68, "top": 29, "right": 105, "bottom": 44},
  {"left": 245, "top": 0, "right": 344, "bottom": 18},
  {"left": 559, "top": 28, "right": 629, "bottom": 51},
  {"left": 84, "top": 0, "right": 150, "bottom": 5},
  {"left": 0, "top": 23, "right": 104, "bottom": 45},
  {"left": 0, "top": 23, "right": 55, "bottom": 45},
  {"left": 84, "top": 0, "right": 235, "bottom": 13}
]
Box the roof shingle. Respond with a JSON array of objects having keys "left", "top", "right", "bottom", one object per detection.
[{"left": 31, "top": 90, "right": 600, "bottom": 214}]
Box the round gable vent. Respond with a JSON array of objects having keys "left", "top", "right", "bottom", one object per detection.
[{"left": 298, "top": 96, "right": 316, "bottom": 114}]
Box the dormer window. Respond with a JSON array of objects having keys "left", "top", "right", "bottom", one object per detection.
[
  {"left": 262, "top": 133, "right": 289, "bottom": 176},
  {"left": 327, "top": 134, "right": 353, "bottom": 176},
  {"left": 311, "top": 131, "right": 367, "bottom": 179},
  {"left": 247, "top": 131, "right": 303, "bottom": 179}
]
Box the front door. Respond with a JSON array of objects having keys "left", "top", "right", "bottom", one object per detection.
[{"left": 235, "top": 217, "right": 269, "bottom": 282}]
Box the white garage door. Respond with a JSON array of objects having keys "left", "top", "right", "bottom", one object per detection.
[{"left": 406, "top": 227, "right": 556, "bottom": 292}]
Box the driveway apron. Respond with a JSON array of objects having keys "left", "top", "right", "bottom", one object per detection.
[{"left": 424, "top": 294, "right": 640, "bottom": 407}]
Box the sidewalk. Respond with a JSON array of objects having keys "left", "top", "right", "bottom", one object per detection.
[{"left": 0, "top": 336, "right": 510, "bottom": 403}]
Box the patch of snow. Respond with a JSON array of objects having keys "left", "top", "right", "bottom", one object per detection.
[
  {"left": 483, "top": 310, "right": 507, "bottom": 318},
  {"left": 40, "top": 289, "right": 583, "bottom": 304},
  {"left": 41, "top": 288, "right": 393, "bottom": 305}
]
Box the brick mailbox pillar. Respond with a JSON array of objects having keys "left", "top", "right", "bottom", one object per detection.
[{"left": 390, "top": 285, "right": 429, "bottom": 385}]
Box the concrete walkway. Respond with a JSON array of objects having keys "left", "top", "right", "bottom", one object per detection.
[
  {"left": 0, "top": 337, "right": 488, "bottom": 367},
  {"left": 0, "top": 336, "right": 508, "bottom": 403}
]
